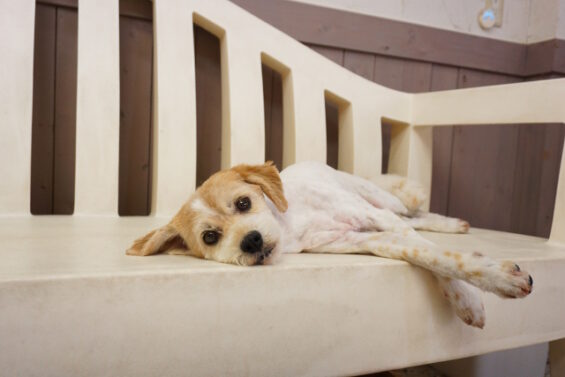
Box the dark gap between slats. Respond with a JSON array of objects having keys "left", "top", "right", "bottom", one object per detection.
[
  {"left": 194, "top": 25, "right": 222, "bottom": 188},
  {"left": 31, "top": 3, "right": 77, "bottom": 215},
  {"left": 118, "top": 11, "right": 154, "bottom": 216},
  {"left": 325, "top": 98, "right": 340, "bottom": 169},
  {"left": 261, "top": 64, "right": 284, "bottom": 170}
]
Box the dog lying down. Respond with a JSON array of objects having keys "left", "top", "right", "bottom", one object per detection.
[{"left": 127, "top": 161, "right": 533, "bottom": 328}]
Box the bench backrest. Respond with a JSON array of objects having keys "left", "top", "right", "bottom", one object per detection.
[{"left": 1, "top": 0, "right": 565, "bottom": 243}]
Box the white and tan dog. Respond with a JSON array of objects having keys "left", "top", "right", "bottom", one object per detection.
[{"left": 127, "top": 161, "right": 533, "bottom": 328}]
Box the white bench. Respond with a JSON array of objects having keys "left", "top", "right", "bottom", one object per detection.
[{"left": 2, "top": 0, "right": 565, "bottom": 376}]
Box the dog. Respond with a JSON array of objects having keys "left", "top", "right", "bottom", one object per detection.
[{"left": 127, "top": 161, "right": 533, "bottom": 328}]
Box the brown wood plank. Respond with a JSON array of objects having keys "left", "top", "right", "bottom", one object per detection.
[
  {"left": 262, "top": 64, "right": 274, "bottom": 164},
  {"left": 447, "top": 70, "right": 521, "bottom": 232},
  {"left": 429, "top": 65, "right": 459, "bottom": 215},
  {"left": 343, "top": 51, "right": 374, "bottom": 81},
  {"left": 37, "top": 0, "right": 77, "bottom": 9},
  {"left": 53, "top": 7, "right": 77, "bottom": 214},
  {"left": 262, "top": 65, "right": 284, "bottom": 170},
  {"left": 120, "top": 0, "right": 153, "bottom": 20},
  {"left": 232, "top": 0, "right": 527, "bottom": 76},
  {"left": 325, "top": 100, "right": 339, "bottom": 169},
  {"left": 31, "top": 4, "right": 56, "bottom": 215},
  {"left": 194, "top": 26, "right": 222, "bottom": 187},
  {"left": 511, "top": 124, "right": 548, "bottom": 236},
  {"left": 399, "top": 60, "right": 433, "bottom": 93},
  {"left": 372, "top": 55, "right": 404, "bottom": 91},
  {"left": 309, "top": 44, "right": 344, "bottom": 65},
  {"left": 536, "top": 124, "right": 565, "bottom": 237},
  {"left": 118, "top": 16, "right": 154, "bottom": 215}
]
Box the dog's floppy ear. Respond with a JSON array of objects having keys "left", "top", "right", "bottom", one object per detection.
[
  {"left": 126, "top": 224, "right": 186, "bottom": 256},
  {"left": 233, "top": 161, "right": 288, "bottom": 212}
]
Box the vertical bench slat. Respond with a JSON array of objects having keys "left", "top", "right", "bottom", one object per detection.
[
  {"left": 388, "top": 124, "right": 433, "bottom": 211},
  {"left": 347, "top": 100, "right": 383, "bottom": 177},
  {"left": 74, "top": 0, "right": 120, "bottom": 215},
  {"left": 152, "top": 0, "right": 197, "bottom": 216},
  {"left": 283, "top": 74, "right": 326, "bottom": 167},
  {"left": 220, "top": 38, "right": 265, "bottom": 167},
  {"left": 0, "top": 0, "right": 35, "bottom": 214}
]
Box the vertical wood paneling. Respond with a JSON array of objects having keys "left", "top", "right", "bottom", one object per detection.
[
  {"left": 511, "top": 124, "right": 548, "bottom": 236},
  {"left": 343, "top": 51, "right": 374, "bottom": 81},
  {"left": 325, "top": 100, "right": 339, "bottom": 169},
  {"left": 448, "top": 70, "right": 521, "bottom": 231},
  {"left": 119, "top": 16, "right": 153, "bottom": 215},
  {"left": 429, "top": 65, "right": 459, "bottom": 215},
  {"left": 262, "top": 64, "right": 284, "bottom": 170},
  {"left": 310, "top": 45, "right": 344, "bottom": 65},
  {"left": 53, "top": 8, "right": 77, "bottom": 214},
  {"left": 31, "top": 4, "right": 56, "bottom": 214},
  {"left": 194, "top": 25, "right": 222, "bottom": 187},
  {"left": 533, "top": 124, "right": 564, "bottom": 237}
]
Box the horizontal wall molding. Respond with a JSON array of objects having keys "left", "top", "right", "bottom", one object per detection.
[{"left": 232, "top": 0, "right": 565, "bottom": 77}]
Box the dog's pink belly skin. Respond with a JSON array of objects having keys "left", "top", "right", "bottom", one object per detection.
[{"left": 273, "top": 161, "right": 408, "bottom": 254}]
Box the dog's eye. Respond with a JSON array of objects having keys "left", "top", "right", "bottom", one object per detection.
[
  {"left": 202, "top": 231, "right": 220, "bottom": 245},
  {"left": 235, "top": 196, "right": 251, "bottom": 212}
]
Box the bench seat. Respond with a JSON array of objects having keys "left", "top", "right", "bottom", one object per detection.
[{"left": 2, "top": 216, "right": 564, "bottom": 376}]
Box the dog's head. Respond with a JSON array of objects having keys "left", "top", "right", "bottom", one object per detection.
[{"left": 126, "top": 162, "right": 287, "bottom": 266}]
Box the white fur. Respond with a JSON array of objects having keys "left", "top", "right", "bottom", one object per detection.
[{"left": 268, "top": 161, "right": 532, "bottom": 328}]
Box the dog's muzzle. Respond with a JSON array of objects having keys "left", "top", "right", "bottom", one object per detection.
[
  {"left": 240, "top": 231, "right": 275, "bottom": 265},
  {"left": 240, "top": 230, "right": 263, "bottom": 254}
]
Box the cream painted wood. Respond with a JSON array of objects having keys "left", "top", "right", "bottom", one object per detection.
[
  {"left": 1, "top": 217, "right": 565, "bottom": 376},
  {"left": 412, "top": 79, "right": 565, "bottom": 126},
  {"left": 74, "top": 0, "right": 120, "bottom": 215},
  {"left": 288, "top": 74, "right": 327, "bottom": 165},
  {"left": 388, "top": 124, "right": 434, "bottom": 211},
  {"left": 219, "top": 31, "right": 266, "bottom": 167},
  {"left": 0, "top": 0, "right": 35, "bottom": 214},
  {"left": 2, "top": 0, "right": 565, "bottom": 374},
  {"left": 151, "top": 0, "right": 197, "bottom": 216}
]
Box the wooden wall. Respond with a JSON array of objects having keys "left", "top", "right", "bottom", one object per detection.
[{"left": 30, "top": 0, "right": 564, "bottom": 239}]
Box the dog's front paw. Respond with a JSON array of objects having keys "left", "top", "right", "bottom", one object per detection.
[{"left": 493, "top": 262, "right": 533, "bottom": 298}]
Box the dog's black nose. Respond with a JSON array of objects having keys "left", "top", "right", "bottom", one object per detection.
[{"left": 240, "top": 231, "right": 263, "bottom": 254}]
